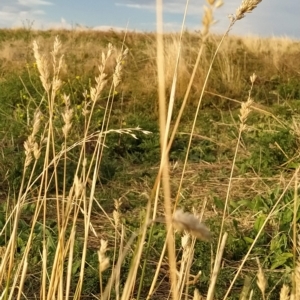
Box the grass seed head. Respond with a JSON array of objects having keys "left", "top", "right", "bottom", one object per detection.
[
  {"left": 250, "top": 72, "right": 257, "bottom": 84},
  {"left": 172, "top": 209, "right": 211, "bottom": 241},
  {"left": 280, "top": 284, "right": 290, "bottom": 300},
  {"left": 239, "top": 98, "right": 253, "bottom": 125},
  {"left": 256, "top": 257, "right": 267, "bottom": 297},
  {"left": 202, "top": 6, "right": 214, "bottom": 36},
  {"left": 98, "top": 239, "right": 110, "bottom": 273},
  {"left": 74, "top": 175, "right": 84, "bottom": 198},
  {"left": 236, "top": 0, "right": 262, "bottom": 20},
  {"left": 193, "top": 289, "right": 202, "bottom": 300},
  {"left": 33, "top": 142, "right": 41, "bottom": 160},
  {"left": 32, "top": 109, "right": 42, "bottom": 137},
  {"left": 33, "top": 40, "right": 50, "bottom": 92},
  {"left": 113, "top": 48, "right": 128, "bottom": 88}
]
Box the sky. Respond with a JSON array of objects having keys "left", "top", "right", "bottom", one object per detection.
[{"left": 0, "top": 0, "right": 299, "bottom": 39}]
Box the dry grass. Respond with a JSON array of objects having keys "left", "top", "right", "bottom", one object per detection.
[{"left": 1, "top": 0, "right": 300, "bottom": 299}]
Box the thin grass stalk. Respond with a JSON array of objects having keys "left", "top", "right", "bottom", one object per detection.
[
  {"left": 176, "top": 234, "right": 193, "bottom": 297},
  {"left": 41, "top": 75, "right": 54, "bottom": 300},
  {"left": 156, "top": 1, "right": 177, "bottom": 299},
  {"left": 101, "top": 230, "right": 140, "bottom": 300},
  {"left": 16, "top": 257, "right": 28, "bottom": 300},
  {"left": 62, "top": 45, "right": 111, "bottom": 207},
  {"left": 147, "top": 6, "right": 212, "bottom": 218},
  {"left": 174, "top": 14, "right": 239, "bottom": 211},
  {"left": 6, "top": 258, "right": 24, "bottom": 300},
  {"left": 110, "top": 199, "right": 123, "bottom": 300},
  {"left": 292, "top": 169, "right": 299, "bottom": 296},
  {"left": 166, "top": 0, "right": 189, "bottom": 140},
  {"left": 183, "top": 242, "right": 196, "bottom": 300},
  {"left": 74, "top": 135, "right": 104, "bottom": 298},
  {"left": 69, "top": 45, "right": 113, "bottom": 298},
  {"left": 1, "top": 195, "right": 41, "bottom": 298},
  {"left": 120, "top": 201, "right": 151, "bottom": 300},
  {"left": 0, "top": 111, "right": 42, "bottom": 296},
  {"left": 73, "top": 67, "right": 119, "bottom": 298},
  {"left": 217, "top": 78, "right": 255, "bottom": 255},
  {"left": 96, "top": 45, "right": 128, "bottom": 186},
  {"left": 206, "top": 232, "right": 228, "bottom": 300},
  {"left": 223, "top": 167, "right": 299, "bottom": 299},
  {"left": 137, "top": 2, "right": 189, "bottom": 297},
  {"left": 182, "top": 204, "right": 207, "bottom": 298},
  {"left": 71, "top": 55, "right": 119, "bottom": 296},
  {"left": 114, "top": 224, "right": 125, "bottom": 300},
  {"left": 145, "top": 228, "right": 169, "bottom": 300},
  {"left": 42, "top": 39, "right": 65, "bottom": 300},
  {"left": 205, "top": 90, "right": 286, "bottom": 127},
  {"left": 294, "top": 234, "right": 300, "bottom": 299},
  {"left": 0, "top": 162, "right": 32, "bottom": 293},
  {"left": 65, "top": 228, "right": 76, "bottom": 300},
  {"left": 46, "top": 196, "right": 81, "bottom": 298},
  {"left": 137, "top": 187, "right": 162, "bottom": 300}
]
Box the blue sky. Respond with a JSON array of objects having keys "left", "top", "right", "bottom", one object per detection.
[{"left": 0, "top": 0, "right": 299, "bottom": 38}]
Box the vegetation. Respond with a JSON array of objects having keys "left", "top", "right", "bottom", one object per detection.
[{"left": 0, "top": 0, "right": 300, "bottom": 299}]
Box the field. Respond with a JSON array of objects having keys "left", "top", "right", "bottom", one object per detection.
[{"left": 1, "top": 4, "right": 300, "bottom": 300}]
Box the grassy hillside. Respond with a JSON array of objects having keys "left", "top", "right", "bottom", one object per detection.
[{"left": 0, "top": 24, "right": 300, "bottom": 300}]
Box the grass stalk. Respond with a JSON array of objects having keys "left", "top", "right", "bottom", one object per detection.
[{"left": 156, "top": 1, "right": 178, "bottom": 299}]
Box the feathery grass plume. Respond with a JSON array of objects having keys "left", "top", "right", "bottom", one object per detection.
[
  {"left": 113, "top": 198, "right": 122, "bottom": 228},
  {"left": 239, "top": 97, "right": 253, "bottom": 126},
  {"left": 33, "top": 142, "right": 41, "bottom": 160},
  {"left": 24, "top": 109, "right": 42, "bottom": 167},
  {"left": 256, "top": 257, "right": 267, "bottom": 300},
  {"left": 50, "top": 36, "right": 64, "bottom": 96},
  {"left": 74, "top": 175, "right": 84, "bottom": 199},
  {"left": 201, "top": 0, "right": 223, "bottom": 36},
  {"left": 98, "top": 239, "right": 110, "bottom": 297},
  {"left": 235, "top": 0, "right": 262, "bottom": 20},
  {"left": 113, "top": 47, "right": 129, "bottom": 88},
  {"left": 193, "top": 288, "right": 202, "bottom": 300},
  {"left": 90, "top": 43, "right": 113, "bottom": 103},
  {"left": 172, "top": 209, "right": 211, "bottom": 241},
  {"left": 62, "top": 93, "right": 73, "bottom": 137},
  {"left": 32, "top": 40, "right": 50, "bottom": 92},
  {"left": 239, "top": 73, "right": 255, "bottom": 130},
  {"left": 98, "top": 239, "right": 110, "bottom": 273},
  {"left": 176, "top": 233, "right": 192, "bottom": 295},
  {"left": 280, "top": 284, "right": 290, "bottom": 300}
]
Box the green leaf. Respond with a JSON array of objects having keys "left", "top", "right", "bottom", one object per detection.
[
  {"left": 72, "top": 260, "right": 81, "bottom": 275},
  {"left": 213, "top": 196, "right": 224, "bottom": 210},
  {"left": 254, "top": 214, "right": 266, "bottom": 233},
  {"left": 243, "top": 237, "right": 254, "bottom": 244},
  {"left": 271, "top": 253, "right": 293, "bottom": 269}
]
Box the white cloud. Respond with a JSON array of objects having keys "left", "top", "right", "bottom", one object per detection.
[
  {"left": 115, "top": 3, "right": 155, "bottom": 11},
  {"left": 0, "top": 0, "right": 53, "bottom": 28},
  {"left": 18, "top": 0, "right": 53, "bottom": 6},
  {"left": 115, "top": 1, "right": 204, "bottom": 15}
]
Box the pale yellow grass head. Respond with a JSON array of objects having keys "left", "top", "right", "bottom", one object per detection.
[
  {"left": 236, "top": 0, "right": 262, "bottom": 20},
  {"left": 172, "top": 209, "right": 211, "bottom": 241}
]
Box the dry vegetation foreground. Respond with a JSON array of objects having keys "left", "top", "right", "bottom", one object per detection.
[{"left": 0, "top": 28, "right": 300, "bottom": 299}]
